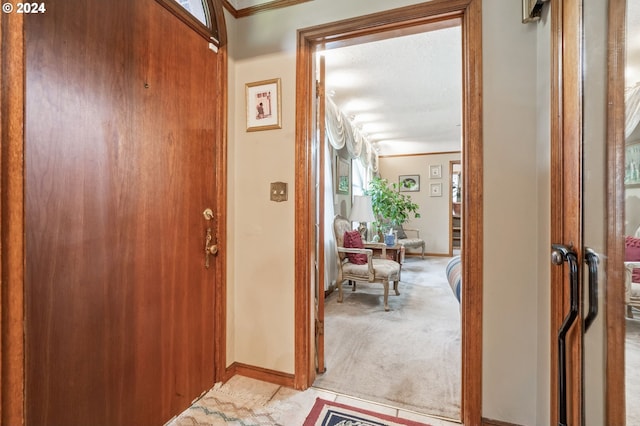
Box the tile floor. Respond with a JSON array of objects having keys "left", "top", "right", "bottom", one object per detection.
[{"left": 168, "top": 375, "right": 461, "bottom": 426}]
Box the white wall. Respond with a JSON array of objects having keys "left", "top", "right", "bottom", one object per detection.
[
  {"left": 379, "top": 153, "right": 461, "bottom": 255},
  {"left": 226, "top": 0, "right": 429, "bottom": 374},
  {"left": 226, "top": 0, "right": 548, "bottom": 424},
  {"left": 482, "top": 1, "right": 541, "bottom": 423}
]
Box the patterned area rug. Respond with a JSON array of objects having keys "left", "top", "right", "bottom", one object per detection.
[
  {"left": 168, "top": 376, "right": 321, "bottom": 425},
  {"left": 303, "top": 398, "right": 431, "bottom": 426}
]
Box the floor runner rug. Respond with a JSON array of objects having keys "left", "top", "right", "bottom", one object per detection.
[{"left": 303, "top": 398, "right": 431, "bottom": 426}]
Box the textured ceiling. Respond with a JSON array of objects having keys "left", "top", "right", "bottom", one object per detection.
[{"left": 322, "top": 25, "right": 462, "bottom": 157}]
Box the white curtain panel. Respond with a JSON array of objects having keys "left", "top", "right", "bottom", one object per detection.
[
  {"left": 324, "top": 142, "right": 338, "bottom": 291},
  {"left": 627, "top": 82, "right": 640, "bottom": 138},
  {"left": 325, "top": 97, "right": 378, "bottom": 172}
]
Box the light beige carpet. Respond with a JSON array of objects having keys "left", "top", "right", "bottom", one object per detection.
[
  {"left": 627, "top": 313, "right": 640, "bottom": 425},
  {"left": 313, "top": 256, "right": 461, "bottom": 421}
]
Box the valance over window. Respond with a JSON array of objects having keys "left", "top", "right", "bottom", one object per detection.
[{"left": 325, "top": 97, "right": 379, "bottom": 173}]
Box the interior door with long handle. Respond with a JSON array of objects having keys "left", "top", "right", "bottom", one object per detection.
[
  {"left": 550, "top": 0, "right": 609, "bottom": 424},
  {"left": 550, "top": 0, "right": 584, "bottom": 423}
]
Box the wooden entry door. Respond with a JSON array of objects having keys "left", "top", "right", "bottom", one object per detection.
[{"left": 24, "top": 1, "right": 222, "bottom": 424}]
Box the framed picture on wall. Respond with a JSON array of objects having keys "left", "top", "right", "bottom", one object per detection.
[
  {"left": 246, "top": 78, "right": 282, "bottom": 131},
  {"left": 429, "top": 164, "right": 442, "bottom": 179},
  {"left": 626, "top": 141, "right": 640, "bottom": 188},
  {"left": 336, "top": 157, "right": 350, "bottom": 195},
  {"left": 399, "top": 175, "right": 420, "bottom": 192},
  {"left": 430, "top": 182, "right": 442, "bottom": 197}
]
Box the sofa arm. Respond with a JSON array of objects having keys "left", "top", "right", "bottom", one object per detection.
[{"left": 624, "top": 261, "right": 640, "bottom": 302}]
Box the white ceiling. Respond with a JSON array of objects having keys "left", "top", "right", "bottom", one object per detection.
[{"left": 321, "top": 25, "right": 462, "bottom": 157}]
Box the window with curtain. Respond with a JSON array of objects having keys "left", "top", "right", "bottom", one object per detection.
[{"left": 351, "top": 157, "right": 369, "bottom": 196}]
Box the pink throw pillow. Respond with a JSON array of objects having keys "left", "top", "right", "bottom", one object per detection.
[
  {"left": 343, "top": 231, "right": 368, "bottom": 265},
  {"left": 626, "top": 236, "right": 640, "bottom": 261},
  {"left": 627, "top": 247, "right": 640, "bottom": 261},
  {"left": 633, "top": 268, "right": 640, "bottom": 283},
  {"left": 627, "top": 236, "right": 640, "bottom": 248}
]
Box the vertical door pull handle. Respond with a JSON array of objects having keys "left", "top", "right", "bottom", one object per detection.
[
  {"left": 551, "top": 244, "right": 579, "bottom": 426},
  {"left": 584, "top": 248, "right": 599, "bottom": 332}
]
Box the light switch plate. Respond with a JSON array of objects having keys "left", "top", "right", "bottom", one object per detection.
[{"left": 270, "top": 182, "right": 287, "bottom": 202}]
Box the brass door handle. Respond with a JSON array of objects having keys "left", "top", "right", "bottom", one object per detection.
[{"left": 205, "top": 227, "right": 218, "bottom": 268}]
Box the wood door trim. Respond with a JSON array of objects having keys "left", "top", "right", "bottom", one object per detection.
[
  {"left": 213, "top": 41, "right": 229, "bottom": 386},
  {"left": 605, "top": 0, "right": 626, "bottom": 423},
  {"left": 449, "top": 160, "right": 460, "bottom": 256},
  {"left": 0, "top": 13, "right": 26, "bottom": 426},
  {"left": 294, "top": 1, "right": 483, "bottom": 424},
  {"left": 550, "top": 0, "right": 584, "bottom": 424},
  {"left": 316, "top": 56, "right": 326, "bottom": 375},
  {"left": 549, "top": 2, "right": 564, "bottom": 424}
]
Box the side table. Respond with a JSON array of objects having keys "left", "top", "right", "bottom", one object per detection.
[{"left": 364, "top": 242, "right": 405, "bottom": 267}]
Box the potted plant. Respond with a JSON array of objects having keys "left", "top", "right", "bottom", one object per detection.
[{"left": 366, "top": 176, "right": 421, "bottom": 244}]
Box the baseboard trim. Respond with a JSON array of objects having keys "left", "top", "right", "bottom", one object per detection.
[
  {"left": 417, "top": 252, "right": 453, "bottom": 258},
  {"left": 482, "top": 417, "right": 522, "bottom": 426},
  {"left": 225, "top": 362, "right": 295, "bottom": 388}
]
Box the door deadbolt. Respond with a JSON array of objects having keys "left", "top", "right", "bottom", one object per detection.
[{"left": 203, "top": 208, "right": 214, "bottom": 221}]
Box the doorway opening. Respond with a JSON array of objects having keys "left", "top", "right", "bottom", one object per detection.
[
  {"left": 294, "top": 1, "right": 483, "bottom": 425},
  {"left": 315, "top": 26, "right": 464, "bottom": 417}
]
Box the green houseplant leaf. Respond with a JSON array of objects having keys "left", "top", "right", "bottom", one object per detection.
[{"left": 365, "top": 177, "right": 421, "bottom": 232}]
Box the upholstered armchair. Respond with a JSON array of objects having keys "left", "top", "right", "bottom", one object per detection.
[
  {"left": 624, "top": 232, "right": 640, "bottom": 318},
  {"left": 333, "top": 215, "right": 401, "bottom": 311},
  {"left": 624, "top": 262, "right": 640, "bottom": 318},
  {"left": 395, "top": 227, "right": 425, "bottom": 258}
]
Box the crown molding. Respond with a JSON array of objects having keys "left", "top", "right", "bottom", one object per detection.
[{"left": 221, "top": 0, "right": 311, "bottom": 19}]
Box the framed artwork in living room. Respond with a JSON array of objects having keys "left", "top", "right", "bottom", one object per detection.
[
  {"left": 429, "top": 164, "right": 442, "bottom": 179},
  {"left": 336, "top": 157, "right": 350, "bottom": 195},
  {"left": 399, "top": 174, "right": 420, "bottom": 192}
]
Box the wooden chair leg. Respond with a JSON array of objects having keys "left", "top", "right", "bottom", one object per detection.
[
  {"left": 628, "top": 305, "right": 634, "bottom": 318},
  {"left": 383, "top": 282, "right": 390, "bottom": 311},
  {"left": 337, "top": 280, "right": 344, "bottom": 303},
  {"left": 393, "top": 280, "right": 400, "bottom": 295}
]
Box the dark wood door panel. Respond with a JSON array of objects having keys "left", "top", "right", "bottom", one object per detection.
[{"left": 25, "top": 0, "right": 218, "bottom": 424}]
